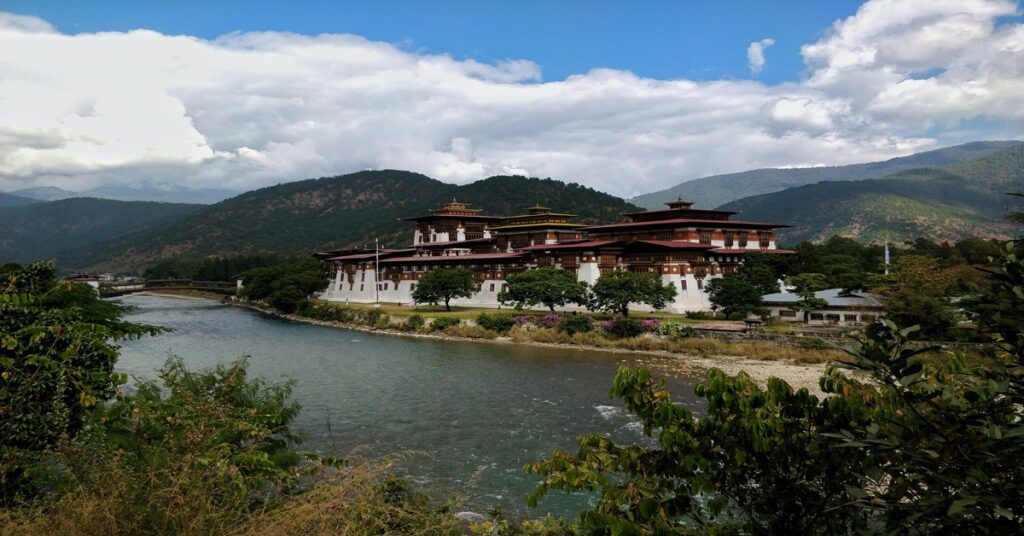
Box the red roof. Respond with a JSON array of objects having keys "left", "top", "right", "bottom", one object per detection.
[
  {"left": 580, "top": 218, "right": 789, "bottom": 231},
  {"left": 711, "top": 248, "right": 797, "bottom": 254},
  {"left": 620, "top": 207, "right": 738, "bottom": 217},
  {"left": 326, "top": 249, "right": 414, "bottom": 261},
  {"left": 627, "top": 240, "right": 714, "bottom": 249},
  {"left": 380, "top": 252, "right": 527, "bottom": 264},
  {"left": 518, "top": 240, "right": 621, "bottom": 251}
]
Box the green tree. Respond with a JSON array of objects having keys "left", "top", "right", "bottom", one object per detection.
[
  {"left": 734, "top": 254, "right": 781, "bottom": 295},
  {"left": 870, "top": 255, "right": 967, "bottom": 339},
  {"left": 790, "top": 289, "right": 829, "bottom": 324},
  {"left": 0, "top": 262, "right": 162, "bottom": 500},
  {"left": 589, "top": 271, "right": 677, "bottom": 317},
  {"left": 498, "top": 267, "right": 589, "bottom": 312},
  {"left": 706, "top": 275, "right": 763, "bottom": 319},
  {"left": 788, "top": 272, "right": 829, "bottom": 293},
  {"left": 411, "top": 268, "right": 477, "bottom": 311},
  {"left": 240, "top": 257, "right": 327, "bottom": 313},
  {"left": 528, "top": 241, "right": 1024, "bottom": 533}
]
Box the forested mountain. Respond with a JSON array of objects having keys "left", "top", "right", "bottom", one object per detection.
[
  {"left": 722, "top": 145, "right": 1024, "bottom": 245},
  {"left": 0, "top": 193, "right": 38, "bottom": 208},
  {"left": 64, "top": 171, "right": 639, "bottom": 272},
  {"left": 631, "top": 141, "right": 1023, "bottom": 210},
  {"left": 0, "top": 198, "right": 203, "bottom": 265}
]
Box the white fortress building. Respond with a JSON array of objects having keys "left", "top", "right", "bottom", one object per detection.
[{"left": 316, "top": 198, "right": 792, "bottom": 313}]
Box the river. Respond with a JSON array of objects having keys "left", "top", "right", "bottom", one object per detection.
[{"left": 115, "top": 294, "right": 703, "bottom": 517}]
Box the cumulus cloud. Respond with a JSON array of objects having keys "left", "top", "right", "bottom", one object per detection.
[
  {"left": 747, "top": 38, "right": 775, "bottom": 75},
  {"left": 0, "top": 0, "right": 1023, "bottom": 198}
]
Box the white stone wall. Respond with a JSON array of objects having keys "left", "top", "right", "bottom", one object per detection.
[{"left": 321, "top": 265, "right": 722, "bottom": 314}]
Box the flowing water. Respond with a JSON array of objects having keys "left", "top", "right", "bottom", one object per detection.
[{"left": 115, "top": 294, "right": 702, "bottom": 517}]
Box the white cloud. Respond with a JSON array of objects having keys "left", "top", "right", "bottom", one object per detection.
[
  {"left": 747, "top": 38, "right": 775, "bottom": 75},
  {"left": 0, "top": 0, "right": 1023, "bottom": 199}
]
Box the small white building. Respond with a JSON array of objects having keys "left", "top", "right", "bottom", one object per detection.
[{"left": 762, "top": 288, "right": 885, "bottom": 326}]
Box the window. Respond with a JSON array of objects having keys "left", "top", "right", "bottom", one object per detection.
[
  {"left": 738, "top": 235, "right": 748, "bottom": 248},
  {"left": 862, "top": 314, "right": 875, "bottom": 323},
  {"left": 679, "top": 280, "right": 687, "bottom": 290},
  {"left": 759, "top": 234, "right": 771, "bottom": 248},
  {"left": 809, "top": 313, "right": 824, "bottom": 321},
  {"left": 501, "top": 284, "right": 508, "bottom": 292},
  {"left": 844, "top": 314, "right": 858, "bottom": 322},
  {"left": 410, "top": 283, "right": 416, "bottom": 291},
  {"left": 489, "top": 283, "right": 495, "bottom": 292},
  {"left": 359, "top": 284, "right": 364, "bottom": 292},
  {"left": 361, "top": 272, "right": 365, "bottom": 282},
  {"left": 779, "top": 310, "right": 796, "bottom": 318},
  {"left": 699, "top": 231, "right": 711, "bottom": 244},
  {"left": 696, "top": 278, "right": 704, "bottom": 290},
  {"left": 724, "top": 232, "right": 734, "bottom": 248},
  {"left": 826, "top": 314, "right": 841, "bottom": 323}
]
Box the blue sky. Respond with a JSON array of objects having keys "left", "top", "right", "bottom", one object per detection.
[{"left": 2, "top": 0, "right": 863, "bottom": 83}]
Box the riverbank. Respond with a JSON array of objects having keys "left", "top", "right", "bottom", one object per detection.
[{"left": 143, "top": 291, "right": 838, "bottom": 395}]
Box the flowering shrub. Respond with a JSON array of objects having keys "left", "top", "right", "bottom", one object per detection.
[
  {"left": 597, "top": 320, "right": 615, "bottom": 332},
  {"left": 512, "top": 315, "right": 535, "bottom": 327},
  {"left": 640, "top": 319, "right": 661, "bottom": 332},
  {"left": 541, "top": 313, "right": 563, "bottom": 328}
]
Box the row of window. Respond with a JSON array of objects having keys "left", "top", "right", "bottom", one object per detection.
[{"left": 779, "top": 310, "right": 877, "bottom": 323}]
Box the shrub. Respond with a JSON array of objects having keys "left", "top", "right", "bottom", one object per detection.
[
  {"left": 657, "top": 321, "right": 699, "bottom": 339},
  {"left": 639, "top": 319, "right": 661, "bottom": 332},
  {"left": 404, "top": 314, "right": 425, "bottom": 332},
  {"left": 605, "top": 317, "right": 645, "bottom": 339},
  {"left": 476, "top": 312, "right": 515, "bottom": 333},
  {"left": 540, "top": 313, "right": 562, "bottom": 328},
  {"left": 559, "top": 314, "right": 594, "bottom": 335},
  {"left": 795, "top": 336, "right": 833, "bottom": 350},
  {"left": 429, "top": 316, "right": 460, "bottom": 332},
  {"left": 512, "top": 315, "right": 536, "bottom": 327},
  {"left": 445, "top": 325, "right": 499, "bottom": 339},
  {"left": 684, "top": 310, "right": 713, "bottom": 320}
]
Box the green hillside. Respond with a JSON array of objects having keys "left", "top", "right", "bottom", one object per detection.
[
  {"left": 631, "top": 141, "right": 1022, "bottom": 210},
  {"left": 0, "top": 198, "right": 202, "bottom": 265},
  {"left": 721, "top": 145, "right": 1024, "bottom": 246},
  {"left": 65, "top": 171, "right": 639, "bottom": 272}
]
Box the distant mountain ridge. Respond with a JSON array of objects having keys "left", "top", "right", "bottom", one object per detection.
[
  {"left": 720, "top": 144, "right": 1024, "bottom": 245},
  {"left": 60, "top": 171, "right": 640, "bottom": 272},
  {"left": 0, "top": 198, "right": 203, "bottom": 265},
  {"left": 0, "top": 193, "right": 38, "bottom": 208},
  {"left": 630, "top": 141, "right": 1024, "bottom": 210},
  {"left": 4, "top": 184, "right": 237, "bottom": 205}
]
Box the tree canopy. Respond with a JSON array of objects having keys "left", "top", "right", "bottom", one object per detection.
[
  {"left": 240, "top": 257, "right": 327, "bottom": 313},
  {"left": 498, "top": 267, "right": 589, "bottom": 312},
  {"left": 706, "top": 275, "right": 763, "bottom": 319},
  {"left": 411, "top": 268, "right": 477, "bottom": 311},
  {"left": 589, "top": 271, "right": 677, "bottom": 317},
  {"left": 0, "top": 262, "right": 162, "bottom": 500},
  {"left": 528, "top": 240, "right": 1024, "bottom": 534}
]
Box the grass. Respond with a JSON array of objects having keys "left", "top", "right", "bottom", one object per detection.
[
  {"left": 313, "top": 300, "right": 732, "bottom": 323},
  {"left": 506, "top": 327, "right": 852, "bottom": 364}
]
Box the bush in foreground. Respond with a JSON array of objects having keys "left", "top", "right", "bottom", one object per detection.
[{"left": 526, "top": 244, "right": 1024, "bottom": 534}]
